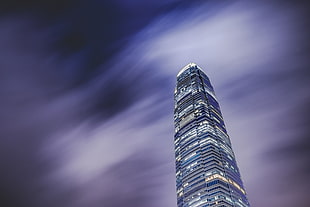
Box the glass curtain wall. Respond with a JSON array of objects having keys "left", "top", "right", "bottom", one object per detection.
[{"left": 174, "top": 63, "right": 250, "bottom": 207}]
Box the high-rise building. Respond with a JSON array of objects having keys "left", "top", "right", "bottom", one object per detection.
[{"left": 174, "top": 63, "right": 250, "bottom": 207}]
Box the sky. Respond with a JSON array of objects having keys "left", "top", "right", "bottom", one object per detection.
[{"left": 0, "top": 1, "right": 310, "bottom": 207}]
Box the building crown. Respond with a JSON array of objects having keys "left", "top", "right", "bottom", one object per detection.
[{"left": 177, "top": 62, "right": 202, "bottom": 77}]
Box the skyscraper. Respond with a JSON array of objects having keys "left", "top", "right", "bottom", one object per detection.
[{"left": 174, "top": 63, "right": 250, "bottom": 207}]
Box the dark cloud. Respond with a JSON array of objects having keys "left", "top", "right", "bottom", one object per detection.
[
  {"left": 98, "top": 152, "right": 166, "bottom": 207},
  {"left": 0, "top": 19, "right": 81, "bottom": 207},
  {"left": 0, "top": 1, "right": 310, "bottom": 207},
  {"left": 0, "top": 10, "right": 174, "bottom": 207},
  {"left": 0, "top": 0, "right": 178, "bottom": 86}
]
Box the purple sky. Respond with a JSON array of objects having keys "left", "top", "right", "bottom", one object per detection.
[{"left": 0, "top": 1, "right": 310, "bottom": 207}]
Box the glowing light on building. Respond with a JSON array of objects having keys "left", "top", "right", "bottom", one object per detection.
[{"left": 174, "top": 63, "right": 250, "bottom": 207}]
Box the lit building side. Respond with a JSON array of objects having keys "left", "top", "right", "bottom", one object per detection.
[{"left": 174, "top": 63, "right": 250, "bottom": 207}]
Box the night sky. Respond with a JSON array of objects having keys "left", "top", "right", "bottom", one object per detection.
[{"left": 1, "top": 1, "right": 310, "bottom": 207}]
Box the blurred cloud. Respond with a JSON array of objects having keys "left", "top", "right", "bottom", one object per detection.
[
  {"left": 0, "top": 1, "right": 309, "bottom": 207},
  {"left": 0, "top": 13, "right": 175, "bottom": 207},
  {"left": 131, "top": 1, "right": 310, "bottom": 206}
]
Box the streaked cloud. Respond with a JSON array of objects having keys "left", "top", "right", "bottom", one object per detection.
[{"left": 0, "top": 1, "right": 309, "bottom": 207}]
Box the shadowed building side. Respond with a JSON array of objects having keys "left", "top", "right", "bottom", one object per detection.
[{"left": 174, "top": 63, "right": 250, "bottom": 207}]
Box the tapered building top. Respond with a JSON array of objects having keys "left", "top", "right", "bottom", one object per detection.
[
  {"left": 177, "top": 63, "right": 202, "bottom": 77},
  {"left": 174, "top": 63, "right": 250, "bottom": 207}
]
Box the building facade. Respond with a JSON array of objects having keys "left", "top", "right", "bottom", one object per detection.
[{"left": 174, "top": 63, "right": 250, "bottom": 207}]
